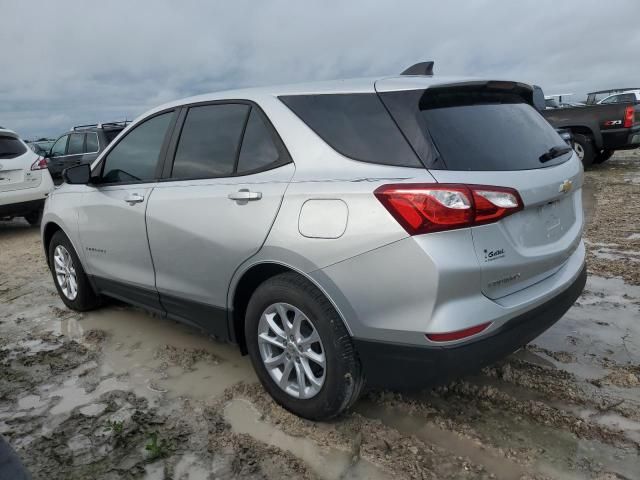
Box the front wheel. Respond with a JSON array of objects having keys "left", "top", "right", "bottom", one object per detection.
[
  {"left": 48, "top": 230, "right": 101, "bottom": 311},
  {"left": 245, "top": 272, "right": 364, "bottom": 420}
]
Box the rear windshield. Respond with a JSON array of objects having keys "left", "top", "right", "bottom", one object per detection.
[
  {"left": 380, "top": 88, "right": 572, "bottom": 171},
  {"left": 0, "top": 136, "right": 27, "bottom": 159},
  {"left": 279, "top": 93, "right": 421, "bottom": 168}
]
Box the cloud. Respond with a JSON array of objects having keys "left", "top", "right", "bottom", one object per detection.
[{"left": 2, "top": 0, "right": 639, "bottom": 138}]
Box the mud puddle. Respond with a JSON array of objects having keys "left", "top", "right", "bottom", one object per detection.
[
  {"left": 225, "top": 398, "right": 389, "bottom": 480},
  {"left": 53, "top": 306, "right": 257, "bottom": 402}
]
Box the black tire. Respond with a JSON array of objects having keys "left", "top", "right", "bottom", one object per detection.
[
  {"left": 245, "top": 272, "right": 364, "bottom": 420},
  {"left": 573, "top": 134, "right": 595, "bottom": 168},
  {"left": 24, "top": 208, "right": 43, "bottom": 226},
  {"left": 594, "top": 149, "right": 615, "bottom": 164},
  {"left": 48, "top": 230, "right": 100, "bottom": 311}
]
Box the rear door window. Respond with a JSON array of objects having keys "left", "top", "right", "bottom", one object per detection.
[
  {"left": 0, "top": 136, "right": 27, "bottom": 159},
  {"left": 67, "top": 133, "right": 85, "bottom": 155},
  {"left": 279, "top": 93, "right": 421, "bottom": 168},
  {"left": 171, "top": 104, "right": 249, "bottom": 179},
  {"left": 86, "top": 133, "right": 99, "bottom": 153},
  {"left": 379, "top": 88, "right": 573, "bottom": 171}
]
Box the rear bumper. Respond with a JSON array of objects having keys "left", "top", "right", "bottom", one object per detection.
[
  {"left": 353, "top": 262, "right": 587, "bottom": 389},
  {"left": 0, "top": 199, "right": 44, "bottom": 217},
  {"left": 602, "top": 125, "right": 640, "bottom": 150}
]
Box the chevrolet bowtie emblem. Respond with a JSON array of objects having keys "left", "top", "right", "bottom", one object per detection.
[{"left": 559, "top": 180, "right": 573, "bottom": 194}]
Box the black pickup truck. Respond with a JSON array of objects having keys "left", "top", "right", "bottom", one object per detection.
[{"left": 540, "top": 101, "right": 640, "bottom": 166}]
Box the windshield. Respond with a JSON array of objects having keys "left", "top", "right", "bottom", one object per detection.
[{"left": 379, "top": 88, "right": 572, "bottom": 171}]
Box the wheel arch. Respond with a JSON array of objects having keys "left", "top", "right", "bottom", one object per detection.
[
  {"left": 228, "top": 261, "right": 352, "bottom": 354},
  {"left": 42, "top": 221, "right": 63, "bottom": 266}
]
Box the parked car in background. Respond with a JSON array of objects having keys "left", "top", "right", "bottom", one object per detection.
[
  {"left": 42, "top": 65, "right": 586, "bottom": 419},
  {"left": 597, "top": 90, "right": 640, "bottom": 105},
  {"left": 46, "top": 122, "right": 129, "bottom": 179},
  {"left": 540, "top": 96, "right": 640, "bottom": 166},
  {"left": 0, "top": 127, "right": 53, "bottom": 225},
  {"left": 585, "top": 88, "right": 640, "bottom": 105},
  {"left": 28, "top": 140, "right": 54, "bottom": 156}
]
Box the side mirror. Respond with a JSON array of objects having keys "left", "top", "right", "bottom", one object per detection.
[{"left": 62, "top": 164, "right": 91, "bottom": 185}]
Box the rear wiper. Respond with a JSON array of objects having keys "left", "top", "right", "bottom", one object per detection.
[{"left": 539, "top": 145, "right": 573, "bottom": 163}]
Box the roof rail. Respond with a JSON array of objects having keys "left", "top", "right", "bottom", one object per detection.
[
  {"left": 401, "top": 61, "right": 434, "bottom": 76},
  {"left": 73, "top": 120, "right": 131, "bottom": 131}
]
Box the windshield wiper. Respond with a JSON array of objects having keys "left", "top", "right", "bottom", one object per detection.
[{"left": 539, "top": 145, "right": 573, "bottom": 163}]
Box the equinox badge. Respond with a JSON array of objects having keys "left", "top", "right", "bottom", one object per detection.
[{"left": 559, "top": 179, "right": 573, "bottom": 194}]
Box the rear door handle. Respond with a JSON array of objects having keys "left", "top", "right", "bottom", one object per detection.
[
  {"left": 228, "top": 189, "right": 262, "bottom": 203},
  {"left": 125, "top": 193, "right": 144, "bottom": 205}
]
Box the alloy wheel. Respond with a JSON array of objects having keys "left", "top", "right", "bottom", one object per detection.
[
  {"left": 574, "top": 143, "right": 584, "bottom": 161},
  {"left": 257, "top": 302, "right": 326, "bottom": 399},
  {"left": 53, "top": 245, "right": 78, "bottom": 300}
]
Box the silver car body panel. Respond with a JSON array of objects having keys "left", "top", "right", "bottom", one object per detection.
[{"left": 43, "top": 74, "right": 586, "bottom": 350}]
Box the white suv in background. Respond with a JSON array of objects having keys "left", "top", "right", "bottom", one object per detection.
[
  {"left": 597, "top": 90, "right": 640, "bottom": 105},
  {"left": 0, "top": 127, "right": 54, "bottom": 225}
]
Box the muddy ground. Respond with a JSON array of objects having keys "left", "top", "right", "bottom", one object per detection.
[{"left": 1, "top": 152, "right": 639, "bottom": 480}]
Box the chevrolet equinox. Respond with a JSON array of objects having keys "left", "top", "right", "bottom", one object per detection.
[{"left": 42, "top": 64, "right": 586, "bottom": 420}]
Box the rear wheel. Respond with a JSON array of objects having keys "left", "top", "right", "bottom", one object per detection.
[
  {"left": 245, "top": 272, "right": 363, "bottom": 420},
  {"left": 594, "top": 149, "right": 615, "bottom": 164},
  {"left": 48, "top": 230, "right": 100, "bottom": 311},
  {"left": 573, "top": 134, "right": 595, "bottom": 168}
]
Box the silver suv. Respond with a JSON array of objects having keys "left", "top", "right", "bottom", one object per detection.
[{"left": 42, "top": 66, "right": 586, "bottom": 419}]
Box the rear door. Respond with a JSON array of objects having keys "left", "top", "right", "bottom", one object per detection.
[
  {"left": 78, "top": 110, "right": 176, "bottom": 311},
  {"left": 0, "top": 134, "right": 41, "bottom": 194},
  {"left": 377, "top": 80, "right": 584, "bottom": 299},
  {"left": 146, "top": 102, "right": 294, "bottom": 337}
]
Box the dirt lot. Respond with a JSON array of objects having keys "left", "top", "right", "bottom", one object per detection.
[{"left": 1, "top": 152, "right": 639, "bottom": 480}]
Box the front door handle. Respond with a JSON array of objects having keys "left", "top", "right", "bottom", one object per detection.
[
  {"left": 228, "top": 189, "right": 262, "bottom": 203},
  {"left": 125, "top": 193, "right": 144, "bottom": 205}
]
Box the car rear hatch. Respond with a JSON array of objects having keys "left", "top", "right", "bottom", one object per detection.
[
  {"left": 0, "top": 133, "right": 43, "bottom": 193},
  {"left": 376, "top": 78, "right": 584, "bottom": 299}
]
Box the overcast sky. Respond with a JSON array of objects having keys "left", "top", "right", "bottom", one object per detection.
[{"left": 2, "top": 0, "right": 640, "bottom": 139}]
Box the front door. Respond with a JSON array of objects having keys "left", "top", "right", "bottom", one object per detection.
[
  {"left": 78, "top": 110, "right": 176, "bottom": 313},
  {"left": 145, "top": 103, "right": 294, "bottom": 337}
]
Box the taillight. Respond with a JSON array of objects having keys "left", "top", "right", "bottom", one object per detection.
[
  {"left": 623, "top": 105, "right": 635, "bottom": 128},
  {"left": 30, "top": 157, "right": 48, "bottom": 170},
  {"left": 374, "top": 183, "right": 523, "bottom": 235}
]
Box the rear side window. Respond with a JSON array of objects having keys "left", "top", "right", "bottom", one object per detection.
[
  {"left": 67, "top": 133, "right": 84, "bottom": 155},
  {"left": 280, "top": 94, "right": 421, "bottom": 168},
  {"left": 0, "top": 136, "right": 27, "bottom": 158},
  {"left": 172, "top": 104, "right": 249, "bottom": 179},
  {"left": 380, "top": 88, "right": 572, "bottom": 171},
  {"left": 237, "top": 108, "right": 283, "bottom": 174},
  {"left": 102, "top": 112, "right": 173, "bottom": 184}
]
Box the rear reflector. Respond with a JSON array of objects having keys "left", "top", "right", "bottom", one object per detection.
[
  {"left": 30, "top": 157, "right": 48, "bottom": 170},
  {"left": 374, "top": 183, "right": 523, "bottom": 235},
  {"left": 624, "top": 105, "right": 635, "bottom": 128},
  {"left": 426, "top": 322, "right": 491, "bottom": 342}
]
